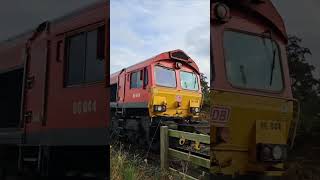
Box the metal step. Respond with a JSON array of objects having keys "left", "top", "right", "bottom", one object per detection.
[{"left": 23, "top": 158, "right": 38, "bottom": 162}]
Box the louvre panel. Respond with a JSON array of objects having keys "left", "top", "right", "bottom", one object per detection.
[{"left": 171, "top": 51, "right": 189, "bottom": 61}]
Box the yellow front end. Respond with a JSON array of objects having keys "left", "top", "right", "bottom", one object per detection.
[
  {"left": 149, "top": 87, "right": 202, "bottom": 119},
  {"left": 210, "top": 90, "right": 293, "bottom": 177}
]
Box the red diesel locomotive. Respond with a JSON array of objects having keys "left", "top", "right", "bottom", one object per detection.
[
  {"left": 110, "top": 50, "right": 203, "bottom": 148},
  {"left": 0, "top": 1, "right": 109, "bottom": 177}
]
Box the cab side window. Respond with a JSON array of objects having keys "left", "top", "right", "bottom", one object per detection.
[
  {"left": 130, "top": 70, "right": 143, "bottom": 89},
  {"left": 65, "top": 25, "right": 105, "bottom": 86},
  {"left": 143, "top": 67, "right": 148, "bottom": 86}
]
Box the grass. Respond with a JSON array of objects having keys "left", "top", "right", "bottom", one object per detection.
[
  {"left": 110, "top": 143, "right": 161, "bottom": 180},
  {"left": 110, "top": 143, "right": 206, "bottom": 180}
]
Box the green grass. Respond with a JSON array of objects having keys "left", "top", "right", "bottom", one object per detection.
[{"left": 110, "top": 143, "right": 161, "bottom": 180}]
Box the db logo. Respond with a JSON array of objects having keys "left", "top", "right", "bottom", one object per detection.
[{"left": 211, "top": 106, "right": 230, "bottom": 123}]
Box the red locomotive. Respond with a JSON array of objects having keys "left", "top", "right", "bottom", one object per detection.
[
  {"left": 110, "top": 50, "right": 203, "bottom": 148},
  {"left": 0, "top": 1, "right": 109, "bottom": 177}
]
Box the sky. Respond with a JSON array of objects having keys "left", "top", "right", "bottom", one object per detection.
[
  {"left": 271, "top": 0, "right": 320, "bottom": 78},
  {"left": 110, "top": 0, "right": 210, "bottom": 80},
  {"left": 0, "top": 0, "right": 319, "bottom": 78}
]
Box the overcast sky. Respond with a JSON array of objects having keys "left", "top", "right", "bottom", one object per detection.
[
  {"left": 110, "top": 0, "right": 210, "bottom": 80},
  {"left": 0, "top": 0, "right": 319, "bottom": 78},
  {"left": 271, "top": 0, "right": 320, "bottom": 78}
]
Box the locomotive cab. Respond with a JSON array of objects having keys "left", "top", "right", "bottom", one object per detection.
[
  {"left": 150, "top": 50, "right": 202, "bottom": 121},
  {"left": 210, "top": 1, "right": 297, "bottom": 177}
]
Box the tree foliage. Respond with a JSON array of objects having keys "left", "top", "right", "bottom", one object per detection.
[
  {"left": 287, "top": 36, "right": 320, "bottom": 132},
  {"left": 200, "top": 73, "right": 210, "bottom": 109}
]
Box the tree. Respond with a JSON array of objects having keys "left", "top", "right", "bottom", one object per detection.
[
  {"left": 287, "top": 36, "right": 320, "bottom": 133},
  {"left": 200, "top": 73, "right": 210, "bottom": 110}
]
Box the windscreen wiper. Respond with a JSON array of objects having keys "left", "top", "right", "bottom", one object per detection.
[
  {"left": 262, "top": 30, "right": 277, "bottom": 86},
  {"left": 240, "top": 65, "right": 247, "bottom": 85},
  {"left": 269, "top": 44, "right": 276, "bottom": 86}
]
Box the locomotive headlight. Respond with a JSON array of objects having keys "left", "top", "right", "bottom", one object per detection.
[
  {"left": 258, "top": 144, "right": 287, "bottom": 162},
  {"left": 262, "top": 146, "right": 272, "bottom": 160},
  {"left": 175, "top": 62, "right": 183, "bottom": 69},
  {"left": 214, "top": 3, "right": 230, "bottom": 21},
  {"left": 154, "top": 105, "right": 166, "bottom": 112},
  {"left": 272, "top": 145, "right": 283, "bottom": 160},
  {"left": 190, "top": 107, "right": 200, "bottom": 113}
]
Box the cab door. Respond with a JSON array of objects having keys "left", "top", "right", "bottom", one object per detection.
[
  {"left": 23, "top": 24, "right": 50, "bottom": 144},
  {"left": 125, "top": 70, "right": 145, "bottom": 104},
  {"left": 117, "top": 70, "right": 126, "bottom": 103}
]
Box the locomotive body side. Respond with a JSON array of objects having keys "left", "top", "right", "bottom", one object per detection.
[
  {"left": 29, "top": 1, "right": 109, "bottom": 146},
  {"left": 210, "top": 0, "right": 295, "bottom": 177},
  {"left": 0, "top": 1, "right": 110, "bottom": 177}
]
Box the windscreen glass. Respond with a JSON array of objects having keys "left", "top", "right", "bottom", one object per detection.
[
  {"left": 154, "top": 66, "right": 176, "bottom": 88},
  {"left": 180, "top": 71, "right": 199, "bottom": 91},
  {"left": 224, "top": 31, "right": 283, "bottom": 91}
]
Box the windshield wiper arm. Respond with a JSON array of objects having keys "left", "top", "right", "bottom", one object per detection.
[
  {"left": 240, "top": 65, "right": 247, "bottom": 85},
  {"left": 269, "top": 48, "right": 276, "bottom": 86}
]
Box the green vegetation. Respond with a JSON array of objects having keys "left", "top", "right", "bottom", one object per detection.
[
  {"left": 110, "top": 144, "right": 161, "bottom": 180},
  {"left": 200, "top": 73, "right": 210, "bottom": 110},
  {"left": 285, "top": 36, "right": 320, "bottom": 179},
  {"left": 287, "top": 36, "right": 320, "bottom": 134}
]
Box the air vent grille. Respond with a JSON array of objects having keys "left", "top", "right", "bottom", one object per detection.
[{"left": 171, "top": 51, "right": 189, "bottom": 61}]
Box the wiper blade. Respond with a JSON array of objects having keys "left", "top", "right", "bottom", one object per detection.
[
  {"left": 240, "top": 65, "right": 247, "bottom": 85},
  {"left": 269, "top": 48, "right": 276, "bottom": 86}
]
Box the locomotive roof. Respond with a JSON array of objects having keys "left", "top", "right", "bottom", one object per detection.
[
  {"left": 0, "top": 0, "right": 106, "bottom": 50},
  {"left": 212, "top": 0, "right": 287, "bottom": 41},
  {"left": 110, "top": 49, "right": 200, "bottom": 81}
]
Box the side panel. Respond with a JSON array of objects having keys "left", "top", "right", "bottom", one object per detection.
[
  {"left": 0, "top": 44, "right": 25, "bottom": 71},
  {"left": 26, "top": 4, "right": 109, "bottom": 146}
]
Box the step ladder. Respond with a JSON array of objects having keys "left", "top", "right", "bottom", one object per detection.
[
  {"left": 18, "top": 146, "right": 43, "bottom": 174},
  {"left": 115, "top": 107, "right": 125, "bottom": 116}
]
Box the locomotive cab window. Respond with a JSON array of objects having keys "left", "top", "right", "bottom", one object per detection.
[
  {"left": 154, "top": 66, "right": 176, "bottom": 88},
  {"left": 65, "top": 25, "right": 105, "bottom": 86},
  {"left": 180, "top": 71, "right": 199, "bottom": 91},
  {"left": 130, "top": 70, "right": 143, "bottom": 89},
  {"left": 223, "top": 31, "right": 283, "bottom": 91},
  {"left": 143, "top": 67, "right": 148, "bottom": 87}
]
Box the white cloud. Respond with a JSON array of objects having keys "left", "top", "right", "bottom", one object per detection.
[{"left": 110, "top": 0, "right": 210, "bottom": 79}]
